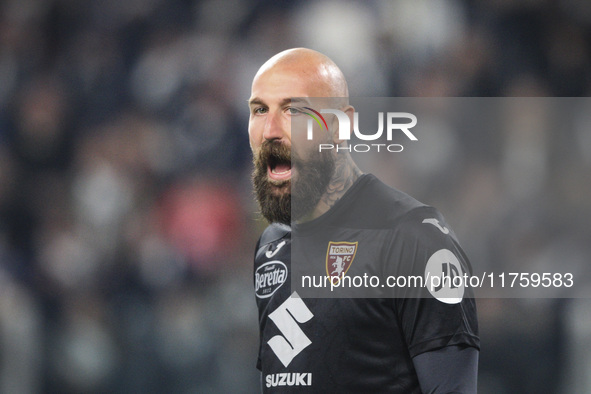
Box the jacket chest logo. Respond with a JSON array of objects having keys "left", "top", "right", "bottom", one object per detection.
[{"left": 326, "top": 241, "right": 358, "bottom": 283}]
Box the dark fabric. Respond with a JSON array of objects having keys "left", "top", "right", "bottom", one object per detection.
[
  {"left": 254, "top": 174, "right": 479, "bottom": 393},
  {"left": 413, "top": 345, "right": 479, "bottom": 394}
]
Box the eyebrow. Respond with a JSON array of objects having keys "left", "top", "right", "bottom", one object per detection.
[{"left": 248, "top": 97, "right": 308, "bottom": 107}]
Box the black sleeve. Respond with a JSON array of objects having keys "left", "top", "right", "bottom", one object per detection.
[
  {"left": 388, "top": 207, "right": 480, "bottom": 357},
  {"left": 412, "top": 345, "right": 479, "bottom": 394}
]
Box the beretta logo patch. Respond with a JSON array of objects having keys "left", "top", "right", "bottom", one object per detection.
[
  {"left": 326, "top": 241, "right": 358, "bottom": 284},
  {"left": 255, "top": 260, "right": 288, "bottom": 298}
]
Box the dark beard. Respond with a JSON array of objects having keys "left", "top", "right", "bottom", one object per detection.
[
  {"left": 291, "top": 147, "right": 335, "bottom": 222},
  {"left": 252, "top": 140, "right": 335, "bottom": 225},
  {"left": 253, "top": 141, "right": 291, "bottom": 225}
]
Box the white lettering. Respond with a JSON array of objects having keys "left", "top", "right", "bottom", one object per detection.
[
  {"left": 387, "top": 112, "right": 418, "bottom": 140},
  {"left": 320, "top": 109, "right": 351, "bottom": 140},
  {"left": 265, "top": 373, "right": 313, "bottom": 388},
  {"left": 353, "top": 144, "right": 370, "bottom": 152},
  {"left": 255, "top": 268, "right": 286, "bottom": 291},
  {"left": 330, "top": 246, "right": 355, "bottom": 254},
  {"left": 296, "top": 373, "right": 307, "bottom": 385},
  {"left": 387, "top": 144, "right": 404, "bottom": 152},
  {"left": 307, "top": 110, "right": 417, "bottom": 142},
  {"left": 353, "top": 112, "right": 384, "bottom": 140},
  {"left": 318, "top": 144, "right": 405, "bottom": 153}
]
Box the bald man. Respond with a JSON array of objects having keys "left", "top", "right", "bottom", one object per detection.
[{"left": 249, "top": 48, "right": 479, "bottom": 393}]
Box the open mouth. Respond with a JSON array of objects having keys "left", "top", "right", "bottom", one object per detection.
[{"left": 267, "top": 155, "right": 292, "bottom": 182}]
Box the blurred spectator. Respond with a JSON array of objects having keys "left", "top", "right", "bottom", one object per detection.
[{"left": 0, "top": 0, "right": 589, "bottom": 392}]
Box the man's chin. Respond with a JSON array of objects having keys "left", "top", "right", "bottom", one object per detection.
[
  {"left": 267, "top": 179, "right": 290, "bottom": 193},
  {"left": 261, "top": 195, "right": 291, "bottom": 225}
]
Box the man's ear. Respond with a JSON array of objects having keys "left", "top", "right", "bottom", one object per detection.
[{"left": 331, "top": 105, "right": 355, "bottom": 144}]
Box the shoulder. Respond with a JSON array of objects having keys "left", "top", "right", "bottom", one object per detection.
[
  {"left": 254, "top": 222, "right": 292, "bottom": 267},
  {"left": 258, "top": 222, "right": 291, "bottom": 248},
  {"left": 388, "top": 205, "right": 475, "bottom": 303},
  {"left": 335, "top": 174, "right": 465, "bottom": 257},
  {"left": 391, "top": 205, "right": 468, "bottom": 267},
  {"left": 396, "top": 205, "right": 459, "bottom": 245},
  {"left": 340, "top": 174, "right": 427, "bottom": 228}
]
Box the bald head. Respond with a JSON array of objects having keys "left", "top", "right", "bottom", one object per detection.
[{"left": 253, "top": 48, "right": 349, "bottom": 98}]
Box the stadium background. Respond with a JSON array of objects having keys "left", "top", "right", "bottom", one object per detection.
[{"left": 0, "top": 0, "right": 590, "bottom": 392}]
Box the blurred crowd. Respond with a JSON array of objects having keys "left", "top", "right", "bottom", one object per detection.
[{"left": 0, "top": 0, "right": 590, "bottom": 393}]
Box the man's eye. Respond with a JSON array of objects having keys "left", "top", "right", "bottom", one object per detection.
[
  {"left": 253, "top": 107, "right": 267, "bottom": 114},
  {"left": 287, "top": 107, "right": 302, "bottom": 115}
]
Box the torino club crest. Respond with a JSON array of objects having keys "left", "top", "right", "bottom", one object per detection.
[{"left": 326, "top": 241, "right": 358, "bottom": 284}]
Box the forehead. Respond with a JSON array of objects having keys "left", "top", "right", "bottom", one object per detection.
[{"left": 250, "top": 65, "right": 331, "bottom": 102}]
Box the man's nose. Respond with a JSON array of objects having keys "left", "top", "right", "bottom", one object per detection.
[{"left": 262, "top": 111, "right": 286, "bottom": 142}]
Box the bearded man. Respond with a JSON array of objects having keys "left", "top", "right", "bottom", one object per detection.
[{"left": 249, "top": 48, "right": 479, "bottom": 393}]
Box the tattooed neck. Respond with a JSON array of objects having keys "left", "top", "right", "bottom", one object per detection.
[{"left": 309, "top": 151, "right": 363, "bottom": 220}]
